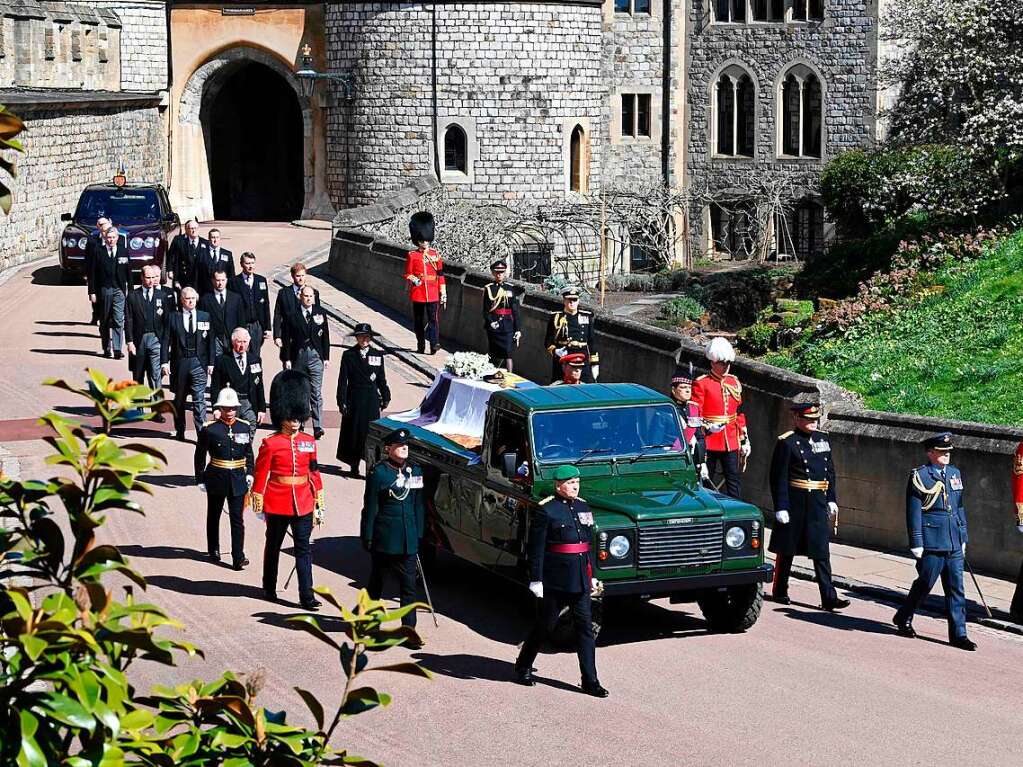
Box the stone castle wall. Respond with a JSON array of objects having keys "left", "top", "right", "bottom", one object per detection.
[{"left": 92, "top": 0, "right": 168, "bottom": 92}]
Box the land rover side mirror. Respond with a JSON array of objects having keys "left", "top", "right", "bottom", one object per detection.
[
  {"left": 501, "top": 452, "right": 518, "bottom": 479},
  {"left": 60, "top": 213, "right": 72, "bottom": 221}
]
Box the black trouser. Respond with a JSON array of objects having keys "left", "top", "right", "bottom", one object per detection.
[
  {"left": 706, "top": 449, "right": 741, "bottom": 498},
  {"left": 1011, "top": 558, "right": 1023, "bottom": 620},
  {"left": 773, "top": 553, "right": 838, "bottom": 605},
  {"left": 246, "top": 321, "right": 264, "bottom": 356},
  {"left": 516, "top": 589, "right": 598, "bottom": 685},
  {"left": 173, "top": 358, "right": 207, "bottom": 435},
  {"left": 412, "top": 301, "right": 439, "bottom": 350},
  {"left": 206, "top": 492, "right": 245, "bottom": 565},
  {"left": 263, "top": 513, "right": 314, "bottom": 603},
  {"left": 367, "top": 551, "right": 419, "bottom": 627}
]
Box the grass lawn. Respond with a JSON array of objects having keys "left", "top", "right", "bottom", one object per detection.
[{"left": 765, "top": 230, "right": 1023, "bottom": 426}]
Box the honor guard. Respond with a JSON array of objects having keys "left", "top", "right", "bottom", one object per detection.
[
  {"left": 550, "top": 352, "right": 586, "bottom": 386},
  {"left": 482, "top": 259, "right": 521, "bottom": 371},
  {"left": 544, "top": 287, "right": 599, "bottom": 383},
  {"left": 405, "top": 211, "right": 446, "bottom": 355},
  {"left": 768, "top": 400, "right": 849, "bottom": 611},
  {"left": 670, "top": 363, "right": 708, "bottom": 483},
  {"left": 1011, "top": 442, "right": 1023, "bottom": 623},
  {"left": 361, "top": 428, "right": 425, "bottom": 633},
  {"left": 691, "top": 337, "right": 749, "bottom": 498},
  {"left": 893, "top": 433, "right": 976, "bottom": 650},
  {"left": 336, "top": 323, "right": 391, "bottom": 478},
  {"left": 253, "top": 371, "right": 326, "bottom": 611},
  {"left": 514, "top": 464, "right": 607, "bottom": 698},
  {"left": 194, "top": 388, "right": 254, "bottom": 570}
]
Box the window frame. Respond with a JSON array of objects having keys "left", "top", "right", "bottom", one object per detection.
[
  {"left": 775, "top": 63, "right": 825, "bottom": 161},
  {"left": 614, "top": 0, "right": 652, "bottom": 15},
  {"left": 437, "top": 116, "right": 478, "bottom": 184},
  {"left": 711, "top": 64, "right": 757, "bottom": 160}
]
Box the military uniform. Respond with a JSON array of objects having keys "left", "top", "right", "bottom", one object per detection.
[
  {"left": 894, "top": 433, "right": 974, "bottom": 648},
  {"left": 691, "top": 369, "right": 747, "bottom": 497},
  {"left": 544, "top": 293, "right": 599, "bottom": 383},
  {"left": 514, "top": 467, "right": 604, "bottom": 696},
  {"left": 194, "top": 412, "right": 254, "bottom": 568},
  {"left": 406, "top": 212, "right": 445, "bottom": 355},
  {"left": 1011, "top": 442, "right": 1023, "bottom": 622},
  {"left": 670, "top": 363, "right": 706, "bottom": 478},
  {"left": 768, "top": 406, "right": 844, "bottom": 608},
  {"left": 336, "top": 324, "right": 390, "bottom": 475},
  {"left": 482, "top": 260, "right": 520, "bottom": 370},
  {"left": 361, "top": 433, "right": 425, "bottom": 627}
]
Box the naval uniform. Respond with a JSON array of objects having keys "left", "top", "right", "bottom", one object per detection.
[
  {"left": 515, "top": 494, "right": 598, "bottom": 686},
  {"left": 194, "top": 418, "right": 254, "bottom": 566},
  {"left": 768, "top": 428, "right": 840, "bottom": 605},
  {"left": 544, "top": 309, "right": 599, "bottom": 383},
  {"left": 894, "top": 463, "right": 970, "bottom": 640},
  {"left": 361, "top": 460, "right": 425, "bottom": 627},
  {"left": 336, "top": 346, "right": 391, "bottom": 472},
  {"left": 482, "top": 281, "right": 520, "bottom": 368}
]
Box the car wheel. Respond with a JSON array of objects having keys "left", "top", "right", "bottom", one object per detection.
[{"left": 697, "top": 583, "right": 763, "bottom": 633}]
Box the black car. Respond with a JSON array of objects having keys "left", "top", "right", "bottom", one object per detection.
[{"left": 59, "top": 180, "right": 180, "bottom": 283}]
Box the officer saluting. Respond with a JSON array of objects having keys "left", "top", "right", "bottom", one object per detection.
[
  {"left": 768, "top": 400, "right": 849, "bottom": 611},
  {"left": 482, "top": 259, "right": 521, "bottom": 371},
  {"left": 361, "top": 429, "right": 425, "bottom": 636},
  {"left": 514, "top": 464, "right": 607, "bottom": 698},
  {"left": 194, "top": 388, "right": 254, "bottom": 570},
  {"left": 544, "top": 286, "right": 599, "bottom": 383},
  {"left": 893, "top": 433, "right": 977, "bottom": 650}
]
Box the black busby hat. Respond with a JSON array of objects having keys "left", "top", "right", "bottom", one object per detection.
[
  {"left": 384, "top": 428, "right": 410, "bottom": 446},
  {"left": 269, "top": 369, "right": 311, "bottom": 429},
  {"left": 671, "top": 362, "right": 695, "bottom": 386},
  {"left": 409, "top": 211, "right": 435, "bottom": 245},
  {"left": 922, "top": 432, "right": 954, "bottom": 451}
]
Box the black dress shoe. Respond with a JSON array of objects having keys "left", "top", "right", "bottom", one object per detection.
[
  {"left": 208, "top": 550, "right": 221, "bottom": 562},
  {"left": 822, "top": 598, "right": 851, "bottom": 611},
  {"left": 152, "top": 413, "right": 166, "bottom": 424},
  {"left": 513, "top": 667, "right": 535, "bottom": 687},
  {"left": 174, "top": 431, "right": 186, "bottom": 442},
  {"left": 416, "top": 345, "right": 425, "bottom": 354},
  {"left": 429, "top": 344, "right": 438, "bottom": 355},
  {"left": 263, "top": 589, "right": 279, "bottom": 603},
  {"left": 113, "top": 351, "right": 123, "bottom": 360},
  {"left": 313, "top": 427, "right": 325, "bottom": 440},
  {"left": 772, "top": 593, "right": 791, "bottom": 605},
  {"left": 581, "top": 680, "right": 609, "bottom": 698},
  {"left": 892, "top": 616, "right": 917, "bottom": 638},
  {"left": 950, "top": 636, "right": 977, "bottom": 651},
  {"left": 300, "top": 598, "right": 322, "bottom": 611},
  {"left": 232, "top": 557, "right": 249, "bottom": 571}
]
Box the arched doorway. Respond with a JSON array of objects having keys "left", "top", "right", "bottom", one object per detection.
[{"left": 202, "top": 61, "right": 304, "bottom": 220}]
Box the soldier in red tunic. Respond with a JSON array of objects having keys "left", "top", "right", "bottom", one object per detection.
[
  {"left": 404, "top": 211, "right": 446, "bottom": 355},
  {"left": 690, "top": 337, "right": 750, "bottom": 498},
  {"left": 253, "top": 370, "right": 325, "bottom": 611},
  {"left": 1011, "top": 442, "right": 1023, "bottom": 622}
]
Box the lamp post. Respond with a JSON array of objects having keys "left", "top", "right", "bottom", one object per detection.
[{"left": 295, "top": 43, "right": 354, "bottom": 102}]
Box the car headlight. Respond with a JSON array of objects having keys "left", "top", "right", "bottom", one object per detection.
[
  {"left": 129, "top": 237, "right": 144, "bottom": 250},
  {"left": 725, "top": 526, "right": 746, "bottom": 549},
  {"left": 61, "top": 238, "right": 68, "bottom": 248},
  {"left": 608, "top": 535, "right": 631, "bottom": 559},
  {"left": 144, "top": 236, "right": 155, "bottom": 249},
  {"left": 77, "top": 237, "right": 88, "bottom": 250}
]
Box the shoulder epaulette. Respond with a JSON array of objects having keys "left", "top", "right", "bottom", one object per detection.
[
  {"left": 538, "top": 495, "right": 554, "bottom": 505},
  {"left": 236, "top": 418, "right": 250, "bottom": 425},
  {"left": 695, "top": 374, "right": 709, "bottom": 381},
  {"left": 778, "top": 430, "right": 793, "bottom": 440}
]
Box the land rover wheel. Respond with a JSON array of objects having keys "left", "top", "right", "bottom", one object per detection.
[
  {"left": 697, "top": 583, "right": 763, "bottom": 633},
  {"left": 551, "top": 598, "right": 603, "bottom": 648}
]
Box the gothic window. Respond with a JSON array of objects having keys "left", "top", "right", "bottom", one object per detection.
[
  {"left": 615, "top": 0, "right": 651, "bottom": 13},
  {"left": 752, "top": 0, "right": 785, "bottom": 21},
  {"left": 444, "top": 125, "right": 467, "bottom": 173},
  {"left": 715, "top": 0, "right": 746, "bottom": 23},
  {"left": 569, "top": 124, "right": 589, "bottom": 193},
  {"left": 775, "top": 197, "right": 825, "bottom": 260},
  {"left": 711, "top": 201, "right": 759, "bottom": 260},
  {"left": 621, "top": 93, "right": 652, "bottom": 139},
  {"left": 792, "top": 0, "right": 825, "bottom": 21},
  {"left": 714, "top": 66, "right": 756, "bottom": 157},
  {"left": 779, "top": 65, "right": 823, "bottom": 158}
]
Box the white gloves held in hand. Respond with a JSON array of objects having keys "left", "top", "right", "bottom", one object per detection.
[
  {"left": 705, "top": 422, "right": 726, "bottom": 434},
  {"left": 700, "top": 463, "right": 710, "bottom": 481},
  {"left": 827, "top": 501, "right": 839, "bottom": 519},
  {"left": 775, "top": 510, "right": 790, "bottom": 525},
  {"left": 198, "top": 483, "right": 206, "bottom": 494},
  {"left": 591, "top": 365, "right": 600, "bottom": 380},
  {"left": 911, "top": 547, "right": 924, "bottom": 559},
  {"left": 555, "top": 348, "right": 568, "bottom": 359},
  {"left": 740, "top": 440, "right": 752, "bottom": 459},
  {"left": 528, "top": 581, "right": 544, "bottom": 599},
  {"left": 246, "top": 475, "right": 254, "bottom": 491}
]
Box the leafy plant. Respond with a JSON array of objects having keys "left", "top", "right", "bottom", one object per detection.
[
  {"left": 1, "top": 371, "right": 429, "bottom": 766},
  {"left": 658, "top": 296, "right": 706, "bottom": 326},
  {"left": 736, "top": 323, "right": 775, "bottom": 355},
  {"left": 0, "top": 103, "right": 26, "bottom": 215}
]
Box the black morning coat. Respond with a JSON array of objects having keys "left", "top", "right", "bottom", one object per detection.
[
  {"left": 196, "top": 246, "right": 235, "bottom": 294},
  {"left": 194, "top": 418, "right": 255, "bottom": 496},
  {"left": 336, "top": 345, "right": 391, "bottom": 466},
  {"left": 91, "top": 242, "right": 131, "bottom": 292},
  {"left": 167, "top": 235, "right": 209, "bottom": 290},
  {"left": 198, "top": 289, "right": 244, "bottom": 349},
  {"left": 526, "top": 494, "right": 595, "bottom": 594},
  {"left": 280, "top": 305, "right": 331, "bottom": 364},
  {"left": 210, "top": 351, "right": 267, "bottom": 415},
  {"left": 167, "top": 309, "right": 214, "bottom": 373},
  {"left": 228, "top": 273, "right": 272, "bottom": 332},
  {"left": 272, "top": 283, "right": 321, "bottom": 342},
  {"left": 124, "top": 285, "right": 173, "bottom": 365},
  {"left": 767, "top": 429, "right": 838, "bottom": 560}
]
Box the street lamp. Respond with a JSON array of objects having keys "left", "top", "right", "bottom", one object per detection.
[{"left": 295, "top": 43, "right": 354, "bottom": 101}]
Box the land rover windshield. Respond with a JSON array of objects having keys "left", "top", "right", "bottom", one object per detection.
[{"left": 531, "top": 404, "right": 685, "bottom": 463}]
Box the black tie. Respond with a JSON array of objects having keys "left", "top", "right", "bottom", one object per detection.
[
  {"left": 188, "top": 312, "right": 194, "bottom": 335},
  {"left": 218, "top": 292, "right": 224, "bottom": 307},
  {"left": 237, "top": 354, "right": 245, "bottom": 375},
  {"left": 146, "top": 289, "right": 152, "bottom": 303}
]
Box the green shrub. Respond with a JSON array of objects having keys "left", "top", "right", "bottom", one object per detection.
[
  {"left": 737, "top": 323, "right": 775, "bottom": 355},
  {"left": 659, "top": 295, "right": 706, "bottom": 325}
]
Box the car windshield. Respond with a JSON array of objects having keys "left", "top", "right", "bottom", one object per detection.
[
  {"left": 74, "top": 189, "right": 161, "bottom": 224},
  {"left": 531, "top": 404, "right": 685, "bottom": 463}
]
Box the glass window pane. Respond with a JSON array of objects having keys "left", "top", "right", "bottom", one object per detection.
[
  {"left": 782, "top": 77, "right": 800, "bottom": 156},
  {"left": 809, "top": 0, "right": 824, "bottom": 19},
  {"left": 637, "top": 94, "right": 651, "bottom": 137},
  {"left": 737, "top": 77, "right": 755, "bottom": 157},
  {"left": 753, "top": 0, "right": 767, "bottom": 21},
  {"left": 532, "top": 405, "right": 684, "bottom": 463},
  {"left": 734, "top": 0, "right": 746, "bottom": 22},
  {"left": 614, "top": 0, "right": 630, "bottom": 12},
  {"left": 570, "top": 125, "right": 584, "bottom": 192},
  {"left": 635, "top": 0, "right": 650, "bottom": 12},
  {"left": 622, "top": 94, "right": 635, "bottom": 137},
  {"left": 715, "top": 0, "right": 731, "bottom": 22},
  {"left": 803, "top": 76, "right": 822, "bottom": 158},
  {"left": 717, "top": 78, "right": 735, "bottom": 155},
  {"left": 444, "top": 125, "right": 467, "bottom": 172}
]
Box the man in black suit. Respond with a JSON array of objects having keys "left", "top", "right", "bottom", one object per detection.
[
  {"left": 166, "top": 218, "right": 209, "bottom": 293},
  {"left": 167, "top": 287, "right": 214, "bottom": 441},
  {"left": 281, "top": 286, "right": 330, "bottom": 439},
  {"left": 84, "top": 216, "right": 111, "bottom": 325},
  {"left": 228, "top": 251, "right": 271, "bottom": 356},
  {"left": 198, "top": 269, "right": 244, "bottom": 364},
  {"left": 211, "top": 327, "right": 267, "bottom": 426},
  {"left": 124, "top": 264, "right": 172, "bottom": 421},
  {"left": 196, "top": 227, "right": 235, "bottom": 295},
  {"left": 272, "top": 261, "right": 320, "bottom": 360},
  {"left": 90, "top": 226, "right": 131, "bottom": 359}
]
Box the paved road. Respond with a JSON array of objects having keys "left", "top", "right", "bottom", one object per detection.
[{"left": 2, "top": 223, "right": 1021, "bottom": 767}]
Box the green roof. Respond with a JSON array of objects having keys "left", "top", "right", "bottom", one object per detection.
[{"left": 493, "top": 383, "right": 668, "bottom": 412}]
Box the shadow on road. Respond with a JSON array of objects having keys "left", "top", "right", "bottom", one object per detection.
[
  {"left": 118, "top": 544, "right": 213, "bottom": 566},
  {"left": 778, "top": 606, "right": 898, "bottom": 635},
  {"left": 31, "top": 265, "right": 67, "bottom": 286},
  {"left": 411, "top": 652, "right": 581, "bottom": 694},
  {"left": 30, "top": 348, "right": 99, "bottom": 357},
  {"left": 599, "top": 599, "right": 708, "bottom": 645},
  {"left": 139, "top": 473, "right": 197, "bottom": 488},
  {"left": 34, "top": 330, "right": 97, "bottom": 339},
  {"left": 36, "top": 320, "right": 93, "bottom": 327},
  {"left": 146, "top": 574, "right": 267, "bottom": 601}
]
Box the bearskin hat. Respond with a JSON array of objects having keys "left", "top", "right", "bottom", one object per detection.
[
  {"left": 409, "top": 211, "right": 435, "bottom": 245},
  {"left": 269, "top": 369, "right": 311, "bottom": 429},
  {"left": 705, "top": 336, "right": 736, "bottom": 363}
]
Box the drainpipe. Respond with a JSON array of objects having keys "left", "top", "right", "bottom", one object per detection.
[
  {"left": 661, "top": 0, "right": 672, "bottom": 188},
  {"left": 431, "top": 2, "right": 441, "bottom": 179}
]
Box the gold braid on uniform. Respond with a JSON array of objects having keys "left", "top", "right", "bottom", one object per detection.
[
  {"left": 252, "top": 493, "right": 264, "bottom": 515},
  {"left": 911, "top": 470, "right": 945, "bottom": 511},
  {"left": 316, "top": 489, "right": 326, "bottom": 511},
  {"left": 1016, "top": 503, "right": 1023, "bottom": 525},
  {"left": 1013, "top": 453, "right": 1023, "bottom": 476},
  {"left": 487, "top": 284, "right": 508, "bottom": 313},
  {"left": 721, "top": 379, "right": 742, "bottom": 400}
]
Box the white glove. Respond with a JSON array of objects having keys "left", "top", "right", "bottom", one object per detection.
[
  {"left": 910, "top": 547, "right": 923, "bottom": 559},
  {"left": 555, "top": 348, "right": 568, "bottom": 359},
  {"left": 700, "top": 463, "right": 710, "bottom": 481},
  {"left": 513, "top": 331, "right": 522, "bottom": 345},
  {"left": 1017, "top": 525, "right": 1023, "bottom": 534},
  {"left": 962, "top": 543, "right": 966, "bottom": 555},
  {"left": 198, "top": 483, "right": 206, "bottom": 493},
  {"left": 828, "top": 501, "right": 839, "bottom": 518},
  {"left": 591, "top": 578, "right": 599, "bottom": 591},
  {"left": 775, "top": 510, "right": 790, "bottom": 524},
  {"left": 591, "top": 365, "right": 600, "bottom": 380},
  {"left": 705, "top": 422, "right": 726, "bottom": 434},
  {"left": 314, "top": 508, "right": 324, "bottom": 526},
  {"left": 490, "top": 321, "right": 500, "bottom": 330},
  {"left": 528, "top": 581, "right": 544, "bottom": 599},
  {"left": 246, "top": 475, "right": 254, "bottom": 490},
  {"left": 740, "top": 440, "right": 752, "bottom": 459}
]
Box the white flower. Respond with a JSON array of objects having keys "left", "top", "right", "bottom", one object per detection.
[{"left": 443, "top": 351, "right": 498, "bottom": 380}]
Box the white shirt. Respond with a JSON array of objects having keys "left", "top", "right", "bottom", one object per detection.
[
  {"left": 189, "top": 238, "right": 198, "bottom": 248},
  {"left": 235, "top": 352, "right": 246, "bottom": 374},
  {"left": 182, "top": 310, "right": 195, "bottom": 329}
]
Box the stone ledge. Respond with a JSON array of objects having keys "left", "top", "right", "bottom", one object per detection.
[{"left": 0, "top": 89, "right": 164, "bottom": 108}]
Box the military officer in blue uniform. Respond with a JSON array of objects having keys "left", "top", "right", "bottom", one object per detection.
[
  {"left": 893, "top": 432, "right": 977, "bottom": 650},
  {"left": 514, "top": 464, "right": 608, "bottom": 698},
  {"left": 361, "top": 428, "right": 425, "bottom": 633},
  {"left": 482, "top": 259, "right": 522, "bottom": 371},
  {"left": 544, "top": 286, "right": 599, "bottom": 383},
  {"left": 194, "top": 388, "right": 255, "bottom": 570},
  {"left": 768, "top": 400, "right": 850, "bottom": 611}
]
